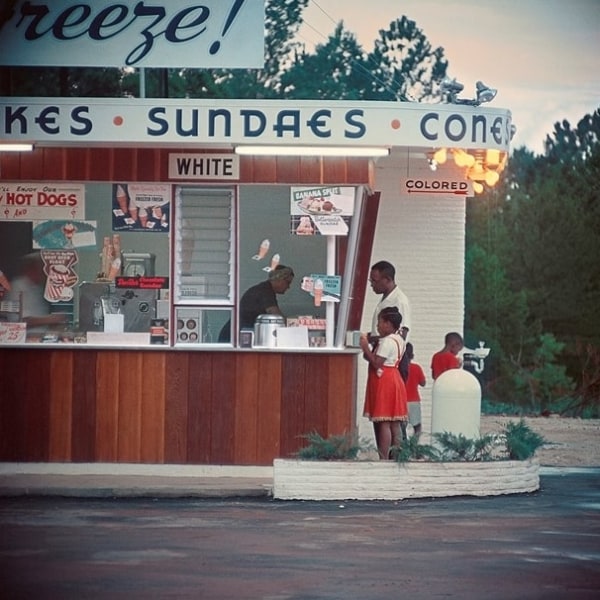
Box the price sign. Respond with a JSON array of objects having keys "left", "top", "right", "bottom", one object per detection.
[{"left": 0, "top": 322, "right": 26, "bottom": 344}]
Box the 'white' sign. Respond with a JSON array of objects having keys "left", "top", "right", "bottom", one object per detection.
[{"left": 168, "top": 153, "right": 240, "bottom": 180}]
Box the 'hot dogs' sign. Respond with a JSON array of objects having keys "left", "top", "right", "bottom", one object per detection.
[{"left": 0, "top": 183, "right": 85, "bottom": 221}]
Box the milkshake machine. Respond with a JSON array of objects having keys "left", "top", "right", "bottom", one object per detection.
[{"left": 77, "top": 282, "right": 157, "bottom": 332}]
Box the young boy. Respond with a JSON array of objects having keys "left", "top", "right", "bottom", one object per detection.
[
  {"left": 404, "top": 342, "right": 426, "bottom": 439},
  {"left": 431, "top": 332, "right": 464, "bottom": 380}
]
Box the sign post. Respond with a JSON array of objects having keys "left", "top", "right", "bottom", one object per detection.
[{"left": 291, "top": 187, "right": 355, "bottom": 347}]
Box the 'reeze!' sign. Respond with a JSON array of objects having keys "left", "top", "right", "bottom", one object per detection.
[{"left": 0, "top": 0, "right": 264, "bottom": 68}]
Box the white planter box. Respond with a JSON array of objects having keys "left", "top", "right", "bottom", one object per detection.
[{"left": 273, "top": 458, "right": 540, "bottom": 501}]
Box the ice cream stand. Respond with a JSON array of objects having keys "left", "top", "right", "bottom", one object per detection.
[{"left": 0, "top": 1, "right": 513, "bottom": 467}]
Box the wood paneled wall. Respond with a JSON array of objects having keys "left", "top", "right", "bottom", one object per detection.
[
  {"left": 0, "top": 348, "right": 357, "bottom": 466},
  {"left": 0, "top": 147, "right": 373, "bottom": 185},
  {"left": 0, "top": 145, "right": 366, "bottom": 466}
]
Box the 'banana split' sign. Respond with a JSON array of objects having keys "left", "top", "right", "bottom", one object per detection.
[{"left": 0, "top": 0, "right": 264, "bottom": 68}]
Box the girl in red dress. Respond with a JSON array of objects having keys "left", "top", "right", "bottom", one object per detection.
[{"left": 360, "top": 307, "right": 408, "bottom": 459}]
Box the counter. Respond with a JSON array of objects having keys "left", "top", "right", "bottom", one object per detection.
[{"left": 0, "top": 346, "right": 358, "bottom": 466}]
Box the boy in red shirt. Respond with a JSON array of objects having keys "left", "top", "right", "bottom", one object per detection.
[
  {"left": 431, "top": 332, "right": 464, "bottom": 380},
  {"left": 405, "top": 342, "right": 426, "bottom": 439}
]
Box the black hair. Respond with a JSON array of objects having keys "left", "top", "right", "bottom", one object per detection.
[
  {"left": 405, "top": 342, "right": 414, "bottom": 360},
  {"left": 268, "top": 265, "right": 294, "bottom": 281},
  {"left": 370, "top": 260, "right": 395, "bottom": 280},
  {"left": 378, "top": 306, "right": 402, "bottom": 330},
  {"left": 444, "top": 332, "right": 464, "bottom": 345}
]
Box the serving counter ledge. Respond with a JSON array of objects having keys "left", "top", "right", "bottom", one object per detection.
[
  {"left": 0, "top": 342, "right": 359, "bottom": 354},
  {"left": 0, "top": 345, "right": 358, "bottom": 467}
]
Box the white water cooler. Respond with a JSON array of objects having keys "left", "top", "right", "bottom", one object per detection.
[{"left": 431, "top": 369, "right": 481, "bottom": 439}]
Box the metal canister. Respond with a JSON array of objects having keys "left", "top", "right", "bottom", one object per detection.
[{"left": 253, "top": 314, "right": 285, "bottom": 348}]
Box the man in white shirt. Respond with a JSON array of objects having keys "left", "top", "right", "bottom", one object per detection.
[
  {"left": 368, "top": 260, "right": 412, "bottom": 440},
  {"left": 368, "top": 260, "right": 411, "bottom": 343}
]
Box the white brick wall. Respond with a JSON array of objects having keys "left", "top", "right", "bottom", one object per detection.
[
  {"left": 273, "top": 459, "right": 540, "bottom": 501},
  {"left": 356, "top": 152, "right": 467, "bottom": 444}
]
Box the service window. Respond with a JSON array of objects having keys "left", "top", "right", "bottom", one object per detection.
[{"left": 174, "top": 186, "right": 235, "bottom": 345}]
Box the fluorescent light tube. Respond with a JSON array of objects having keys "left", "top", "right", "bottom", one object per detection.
[
  {"left": 235, "top": 145, "right": 389, "bottom": 157},
  {"left": 0, "top": 143, "right": 34, "bottom": 151}
]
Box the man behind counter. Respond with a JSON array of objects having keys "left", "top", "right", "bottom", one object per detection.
[{"left": 239, "top": 265, "right": 295, "bottom": 329}]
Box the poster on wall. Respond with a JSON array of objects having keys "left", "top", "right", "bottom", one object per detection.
[
  {"left": 0, "top": 183, "right": 85, "bottom": 221},
  {"left": 290, "top": 187, "right": 354, "bottom": 236},
  {"left": 301, "top": 274, "right": 342, "bottom": 304},
  {"left": 40, "top": 249, "right": 79, "bottom": 303},
  {"left": 0, "top": 322, "right": 27, "bottom": 344},
  {"left": 32, "top": 220, "right": 97, "bottom": 249},
  {"left": 112, "top": 183, "right": 171, "bottom": 232}
]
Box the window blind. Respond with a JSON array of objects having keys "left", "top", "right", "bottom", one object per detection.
[{"left": 174, "top": 187, "right": 234, "bottom": 304}]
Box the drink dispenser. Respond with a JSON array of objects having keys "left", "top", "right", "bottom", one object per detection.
[{"left": 78, "top": 282, "right": 157, "bottom": 332}]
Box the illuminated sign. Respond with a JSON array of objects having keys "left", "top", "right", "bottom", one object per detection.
[
  {"left": 115, "top": 276, "right": 169, "bottom": 289},
  {"left": 0, "top": 98, "right": 513, "bottom": 150},
  {"left": 0, "top": 0, "right": 264, "bottom": 68}
]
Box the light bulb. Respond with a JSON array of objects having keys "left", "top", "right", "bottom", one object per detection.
[
  {"left": 433, "top": 148, "right": 447, "bottom": 164},
  {"left": 464, "top": 152, "right": 476, "bottom": 167},
  {"left": 467, "top": 161, "right": 486, "bottom": 180},
  {"left": 486, "top": 149, "right": 500, "bottom": 167},
  {"left": 485, "top": 170, "right": 500, "bottom": 186},
  {"left": 453, "top": 150, "right": 466, "bottom": 167}
]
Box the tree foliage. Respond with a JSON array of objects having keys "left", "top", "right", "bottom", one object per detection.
[
  {"left": 0, "top": 2, "right": 447, "bottom": 102},
  {"left": 465, "top": 108, "right": 600, "bottom": 415},
  {"left": 0, "top": 66, "right": 128, "bottom": 97},
  {"left": 364, "top": 16, "right": 447, "bottom": 101},
  {"left": 282, "top": 16, "right": 447, "bottom": 101},
  {"left": 182, "top": 0, "right": 310, "bottom": 99},
  {"left": 281, "top": 22, "right": 371, "bottom": 99}
]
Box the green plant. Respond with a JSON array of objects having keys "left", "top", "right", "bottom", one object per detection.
[
  {"left": 295, "top": 430, "right": 371, "bottom": 461},
  {"left": 501, "top": 419, "right": 546, "bottom": 460},
  {"left": 295, "top": 422, "right": 545, "bottom": 463},
  {"left": 511, "top": 334, "right": 575, "bottom": 413},
  {"left": 392, "top": 436, "right": 440, "bottom": 463},
  {"left": 433, "top": 431, "right": 499, "bottom": 462},
  {"left": 481, "top": 397, "right": 523, "bottom": 416}
]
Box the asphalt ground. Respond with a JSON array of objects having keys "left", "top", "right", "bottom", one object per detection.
[{"left": 0, "top": 468, "right": 599, "bottom": 599}]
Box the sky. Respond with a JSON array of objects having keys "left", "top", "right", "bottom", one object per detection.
[{"left": 295, "top": 0, "right": 600, "bottom": 154}]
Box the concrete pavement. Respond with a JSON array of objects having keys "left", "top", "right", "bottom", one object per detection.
[
  {"left": 0, "top": 463, "right": 273, "bottom": 498},
  {"left": 0, "top": 463, "right": 596, "bottom": 500}
]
